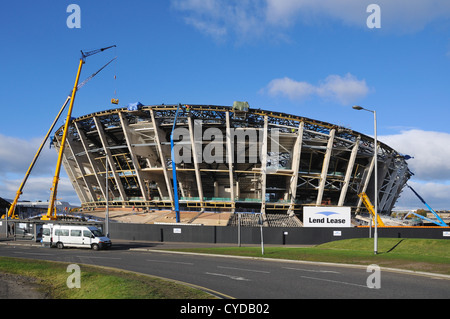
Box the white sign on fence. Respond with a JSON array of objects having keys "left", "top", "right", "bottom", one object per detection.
[{"left": 303, "top": 207, "right": 352, "bottom": 228}]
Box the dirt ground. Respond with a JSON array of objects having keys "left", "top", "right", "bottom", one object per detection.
[
  {"left": 86, "top": 209, "right": 232, "bottom": 226},
  {"left": 0, "top": 273, "right": 49, "bottom": 299}
]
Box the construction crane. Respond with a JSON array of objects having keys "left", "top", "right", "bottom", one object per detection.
[
  {"left": 2, "top": 96, "right": 70, "bottom": 220},
  {"left": 358, "top": 192, "right": 385, "bottom": 227},
  {"left": 2, "top": 54, "right": 116, "bottom": 220},
  {"left": 406, "top": 184, "right": 447, "bottom": 227},
  {"left": 42, "top": 45, "right": 116, "bottom": 221}
]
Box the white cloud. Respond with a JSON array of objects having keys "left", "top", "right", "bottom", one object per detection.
[
  {"left": 0, "top": 176, "right": 79, "bottom": 205},
  {"left": 265, "top": 0, "right": 450, "bottom": 31},
  {"left": 264, "top": 77, "right": 315, "bottom": 100},
  {"left": 380, "top": 129, "right": 450, "bottom": 210},
  {"left": 171, "top": 0, "right": 267, "bottom": 42},
  {"left": 172, "top": 0, "right": 450, "bottom": 41},
  {"left": 394, "top": 181, "right": 450, "bottom": 211},
  {"left": 380, "top": 129, "right": 450, "bottom": 182},
  {"left": 263, "top": 73, "right": 369, "bottom": 105},
  {"left": 184, "top": 16, "right": 227, "bottom": 38},
  {"left": 0, "top": 134, "right": 56, "bottom": 177},
  {"left": 0, "top": 134, "right": 78, "bottom": 204},
  {"left": 317, "top": 74, "right": 370, "bottom": 105}
]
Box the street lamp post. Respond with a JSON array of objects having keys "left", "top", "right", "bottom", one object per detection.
[{"left": 352, "top": 105, "right": 378, "bottom": 255}]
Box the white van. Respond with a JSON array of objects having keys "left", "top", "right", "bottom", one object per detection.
[{"left": 42, "top": 224, "right": 112, "bottom": 250}]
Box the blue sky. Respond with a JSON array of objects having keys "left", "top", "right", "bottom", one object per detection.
[{"left": 1, "top": 0, "right": 450, "bottom": 210}]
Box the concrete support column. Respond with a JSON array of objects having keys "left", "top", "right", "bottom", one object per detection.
[
  {"left": 188, "top": 117, "right": 204, "bottom": 211},
  {"left": 288, "top": 121, "right": 304, "bottom": 216},
  {"left": 356, "top": 155, "right": 375, "bottom": 213},
  {"left": 93, "top": 116, "right": 127, "bottom": 202},
  {"left": 260, "top": 116, "right": 268, "bottom": 224},
  {"left": 74, "top": 122, "right": 107, "bottom": 200},
  {"left": 316, "top": 128, "right": 335, "bottom": 205},
  {"left": 119, "top": 112, "right": 149, "bottom": 201},
  {"left": 150, "top": 109, "right": 175, "bottom": 206},
  {"left": 65, "top": 134, "right": 93, "bottom": 203},
  {"left": 338, "top": 137, "right": 360, "bottom": 206},
  {"left": 226, "top": 112, "right": 235, "bottom": 212}
]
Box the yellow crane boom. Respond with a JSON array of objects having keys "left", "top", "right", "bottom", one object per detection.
[
  {"left": 2, "top": 49, "right": 116, "bottom": 220},
  {"left": 2, "top": 96, "right": 71, "bottom": 219},
  {"left": 42, "top": 45, "right": 116, "bottom": 221},
  {"left": 358, "top": 192, "right": 385, "bottom": 227},
  {"left": 2, "top": 54, "right": 116, "bottom": 219},
  {"left": 41, "top": 58, "right": 84, "bottom": 221}
]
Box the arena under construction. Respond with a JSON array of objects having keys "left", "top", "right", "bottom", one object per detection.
[
  {"left": 50, "top": 102, "right": 415, "bottom": 227},
  {"left": 2, "top": 46, "right": 447, "bottom": 249}
]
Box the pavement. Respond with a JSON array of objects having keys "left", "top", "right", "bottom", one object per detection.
[{"left": 1, "top": 235, "right": 449, "bottom": 300}]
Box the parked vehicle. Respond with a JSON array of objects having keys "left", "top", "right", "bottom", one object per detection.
[{"left": 42, "top": 224, "right": 111, "bottom": 250}]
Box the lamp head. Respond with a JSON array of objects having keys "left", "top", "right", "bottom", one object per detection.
[{"left": 352, "top": 105, "right": 364, "bottom": 110}]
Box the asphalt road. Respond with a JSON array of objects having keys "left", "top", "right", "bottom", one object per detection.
[{"left": 0, "top": 240, "right": 448, "bottom": 300}]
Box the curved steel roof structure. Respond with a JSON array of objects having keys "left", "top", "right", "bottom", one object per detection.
[{"left": 53, "top": 104, "right": 411, "bottom": 222}]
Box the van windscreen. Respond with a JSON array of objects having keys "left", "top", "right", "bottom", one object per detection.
[{"left": 91, "top": 229, "right": 103, "bottom": 237}]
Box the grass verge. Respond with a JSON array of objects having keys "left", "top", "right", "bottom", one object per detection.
[
  {"left": 169, "top": 238, "right": 450, "bottom": 275},
  {"left": 0, "top": 257, "right": 216, "bottom": 299}
]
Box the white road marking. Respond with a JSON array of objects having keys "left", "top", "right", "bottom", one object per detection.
[
  {"left": 217, "top": 265, "right": 270, "bottom": 274},
  {"left": 147, "top": 259, "right": 194, "bottom": 265},
  {"left": 205, "top": 272, "right": 250, "bottom": 281},
  {"left": 283, "top": 267, "right": 339, "bottom": 274},
  {"left": 300, "top": 275, "right": 367, "bottom": 288},
  {"left": 76, "top": 256, "right": 122, "bottom": 260}
]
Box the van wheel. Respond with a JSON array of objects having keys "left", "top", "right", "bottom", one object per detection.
[
  {"left": 91, "top": 244, "right": 100, "bottom": 251},
  {"left": 56, "top": 242, "right": 64, "bottom": 249}
]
